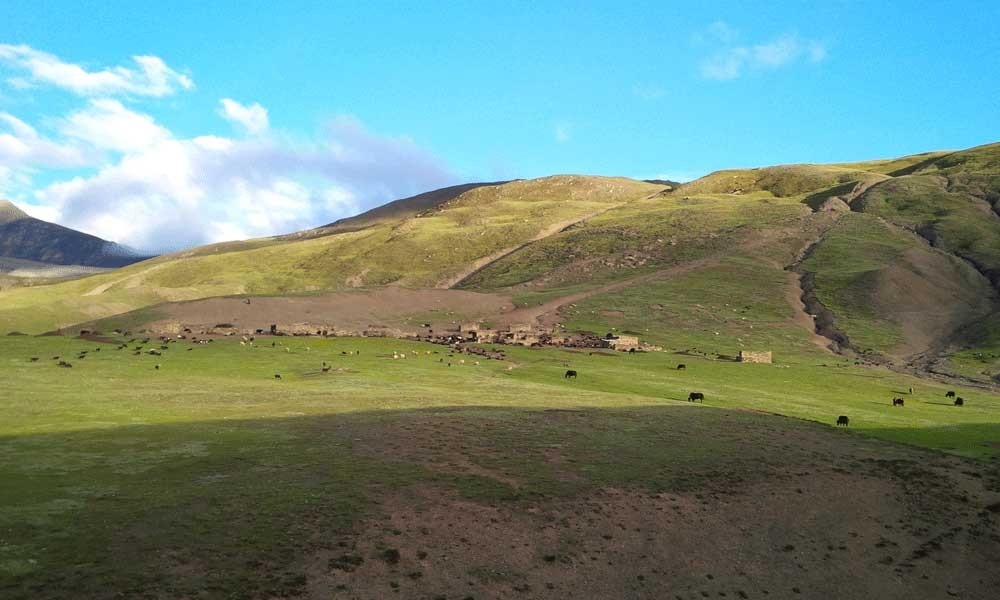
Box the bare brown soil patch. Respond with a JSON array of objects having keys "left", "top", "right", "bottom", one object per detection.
[
  {"left": 144, "top": 287, "right": 515, "bottom": 334},
  {"left": 298, "top": 409, "right": 1000, "bottom": 600},
  {"left": 784, "top": 271, "right": 834, "bottom": 353},
  {"left": 875, "top": 245, "right": 994, "bottom": 359}
]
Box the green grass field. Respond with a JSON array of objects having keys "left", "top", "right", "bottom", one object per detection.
[{"left": 3, "top": 334, "right": 999, "bottom": 596}]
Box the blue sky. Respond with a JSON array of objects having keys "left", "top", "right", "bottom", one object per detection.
[{"left": 1, "top": 1, "right": 998, "bottom": 250}]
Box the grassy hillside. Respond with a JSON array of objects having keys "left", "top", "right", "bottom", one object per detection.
[
  {"left": 677, "top": 164, "right": 884, "bottom": 198},
  {"left": 460, "top": 192, "right": 812, "bottom": 292},
  {"left": 832, "top": 150, "right": 952, "bottom": 176},
  {"left": 306, "top": 181, "right": 507, "bottom": 235},
  {"left": 2, "top": 143, "right": 1000, "bottom": 382},
  {"left": 0, "top": 177, "right": 660, "bottom": 333},
  {"left": 799, "top": 213, "right": 993, "bottom": 358}
]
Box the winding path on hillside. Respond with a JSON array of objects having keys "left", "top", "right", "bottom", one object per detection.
[
  {"left": 436, "top": 200, "right": 644, "bottom": 290},
  {"left": 83, "top": 263, "right": 168, "bottom": 296}
]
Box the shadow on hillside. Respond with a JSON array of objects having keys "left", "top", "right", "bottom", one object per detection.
[
  {"left": 887, "top": 153, "right": 953, "bottom": 177},
  {"left": 803, "top": 181, "right": 857, "bottom": 210},
  {"left": 1, "top": 405, "right": 998, "bottom": 599}
]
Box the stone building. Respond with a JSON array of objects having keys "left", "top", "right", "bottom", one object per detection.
[{"left": 738, "top": 350, "right": 773, "bottom": 364}]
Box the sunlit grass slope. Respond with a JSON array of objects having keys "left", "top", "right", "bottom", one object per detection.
[{"left": 0, "top": 176, "right": 660, "bottom": 333}]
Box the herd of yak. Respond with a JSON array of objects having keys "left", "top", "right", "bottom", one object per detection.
[
  {"left": 567, "top": 364, "right": 969, "bottom": 429},
  {"left": 29, "top": 336, "right": 972, "bottom": 431}
]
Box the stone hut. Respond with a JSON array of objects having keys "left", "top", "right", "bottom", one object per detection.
[
  {"left": 476, "top": 328, "right": 500, "bottom": 343},
  {"left": 738, "top": 350, "right": 773, "bottom": 364},
  {"left": 460, "top": 322, "right": 480, "bottom": 340}
]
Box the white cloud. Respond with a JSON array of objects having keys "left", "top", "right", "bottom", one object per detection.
[
  {"left": 31, "top": 110, "right": 455, "bottom": 252},
  {"left": 0, "top": 111, "right": 89, "bottom": 168},
  {"left": 696, "top": 26, "right": 827, "bottom": 81},
  {"left": 0, "top": 44, "right": 192, "bottom": 97},
  {"left": 808, "top": 41, "right": 828, "bottom": 63},
  {"left": 554, "top": 121, "right": 572, "bottom": 143},
  {"left": 700, "top": 48, "right": 749, "bottom": 81},
  {"left": 219, "top": 98, "right": 269, "bottom": 135},
  {"left": 691, "top": 20, "right": 740, "bottom": 46},
  {"left": 10, "top": 198, "right": 60, "bottom": 223},
  {"left": 61, "top": 99, "right": 171, "bottom": 152},
  {"left": 752, "top": 35, "right": 802, "bottom": 68},
  {"left": 1, "top": 45, "right": 454, "bottom": 252}
]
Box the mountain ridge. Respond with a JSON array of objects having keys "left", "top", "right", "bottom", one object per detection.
[
  {"left": 0, "top": 199, "right": 149, "bottom": 268},
  {"left": 0, "top": 199, "right": 29, "bottom": 225}
]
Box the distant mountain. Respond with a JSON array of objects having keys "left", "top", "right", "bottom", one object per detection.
[
  {"left": 0, "top": 200, "right": 148, "bottom": 268},
  {"left": 642, "top": 179, "right": 681, "bottom": 188}
]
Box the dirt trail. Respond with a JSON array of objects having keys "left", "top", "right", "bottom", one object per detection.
[
  {"left": 83, "top": 263, "right": 166, "bottom": 296},
  {"left": 844, "top": 175, "right": 889, "bottom": 207},
  {"left": 436, "top": 201, "right": 634, "bottom": 289},
  {"left": 498, "top": 259, "right": 718, "bottom": 327}
]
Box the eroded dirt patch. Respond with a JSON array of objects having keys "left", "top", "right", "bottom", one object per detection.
[
  {"left": 300, "top": 409, "right": 1000, "bottom": 599},
  {"left": 142, "top": 287, "right": 515, "bottom": 334}
]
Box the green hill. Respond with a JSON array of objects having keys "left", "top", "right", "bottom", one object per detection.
[
  {"left": 2, "top": 143, "right": 1000, "bottom": 383},
  {"left": 0, "top": 176, "right": 661, "bottom": 332}
]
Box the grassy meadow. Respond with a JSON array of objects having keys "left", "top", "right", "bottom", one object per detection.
[{"left": 2, "top": 333, "right": 999, "bottom": 597}]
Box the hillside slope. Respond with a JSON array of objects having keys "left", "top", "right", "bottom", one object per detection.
[
  {"left": 0, "top": 177, "right": 662, "bottom": 332},
  {"left": 0, "top": 200, "right": 146, "bottom": 268},
  {"left": 456, "top": 145, "right": 1000, "bottom": 376},
  {"left": 2, "top": 144, "right": 1000, "bottom": 386}
]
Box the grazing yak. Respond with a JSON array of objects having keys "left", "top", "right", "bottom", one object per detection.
[
  {"left": 954, "top": 397, "right": 965, "bottom": 406},
  {"left": 836, "top": 415, "right": 850, "bottom": 427},
  {"left": 892, "top": 397, "right": 905, "bottom": 407},
  {"left": 677, "top": 364, "right": 686, "bottom": 370},
  {"left": 274, "top": 374, "right": 282, "bottom": 380},
  {"left": 687, "top": 392, "right": 704, "bottom": 402},
  {"left": 564, "top": 369, "right": 578, "bottom": 379},
  {"left": 945, "top": 391, "right": 956, "bottom": 398}
]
